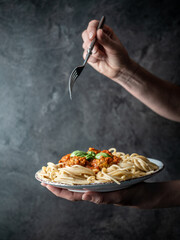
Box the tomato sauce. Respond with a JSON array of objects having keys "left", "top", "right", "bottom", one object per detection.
[{"left": 58, "top": 148, "right": 121, "bottom": 170}]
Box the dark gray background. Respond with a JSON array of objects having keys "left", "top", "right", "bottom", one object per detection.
[{"left": 0, "top": 0, "right": 180, "bottom": 239}]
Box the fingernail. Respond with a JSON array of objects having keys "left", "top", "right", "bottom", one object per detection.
[
  {"left": 92, "top": 48, "right": 97, "bottom": 54},
  {"left": 89, "top": 32, "right": 93, "bottom": 39},
  {"left": 82, "top": 194, "right": 92, "bottom": 201}
]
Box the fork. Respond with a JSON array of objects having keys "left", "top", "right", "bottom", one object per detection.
[{"left": 68, "top": 16, "right": 105, "bottom": 99}]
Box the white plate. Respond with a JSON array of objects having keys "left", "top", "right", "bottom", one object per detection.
[{"left": 35, "top": 158, "right": 164, "bottom": 193}]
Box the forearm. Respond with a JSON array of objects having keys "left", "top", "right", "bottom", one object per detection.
[
  {"left": 115, "top": 181, "right": 180, "bottom": 209},
  {"left": 160, "top": 180, "right": 180, "bottom": 208},
  {"left": 113, "top": 60, "right": 180, "bottom": 122},
  {"left": 146, "top": 181, "right": 180, "bottom": 208}
]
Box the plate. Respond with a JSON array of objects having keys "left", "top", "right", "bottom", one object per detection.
[{"left": 35, "top": 158, "right": 164, "bottom": 192}]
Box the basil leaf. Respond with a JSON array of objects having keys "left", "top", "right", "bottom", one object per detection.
[
  {"left": 70, "top": 150, "right": 87, "bottom": 157},
  {"left": 86, "top": 155, "right": 93, "bottom": 160},
  {"left": 87, "top": 151, "right": 96, "bottom": 157},
  {"left": 86, "top": 151, "right": 96, "bottom": 160},
  {"left": 95, "top": 152, "right": 112, "bottom": 159}
]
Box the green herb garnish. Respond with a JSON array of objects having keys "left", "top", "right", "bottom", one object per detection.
[
  {"left": 95, "top": 152, "right": 112, "bottom": 159},
  {"left": 70, "top": 150, "right": 111, "bottom": 160},
  {"left": 70, "top": 150, "right": 87, "bottom": 157},
  {"left": 86, "top": 151, "right": 96, "bottom": 160}
]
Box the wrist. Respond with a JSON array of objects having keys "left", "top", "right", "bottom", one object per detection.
[{"left": 112, "top": 59, "right": 139, "bottom": 86}]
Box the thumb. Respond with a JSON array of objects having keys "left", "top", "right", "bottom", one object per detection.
[{"left": 97, "top": 29, "right": 117, "bottom": 53}]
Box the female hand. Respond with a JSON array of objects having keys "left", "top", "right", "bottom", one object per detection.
[
  {"left": 82, "top": 20, "right": 132, "bottom": 81},
  {"left": 41, "top": 181, "right": 180, "bottom": 209}
]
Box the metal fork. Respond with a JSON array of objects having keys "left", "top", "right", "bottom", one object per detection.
[{"left": 68, "top": 16, "right": 105, "bottom": 99}]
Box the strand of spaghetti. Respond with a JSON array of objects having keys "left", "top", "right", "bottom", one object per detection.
[
  {"left": 107, "top": 164, "right": 133, "bottom": 172},
  {"left": 135, "top": 158, "right": 152, "bottom": 171},
  {"left": 60, "top": 170, "right": 89, "bottom": 180},
  {"left": 65, "top": 165, "right": 95, "bottom": 175},
  {"left": 97, "top": 168, "right": 121, "bottom": 185},
  {"left": 37, "top": 149, "right": 159, "bottom": 185}
]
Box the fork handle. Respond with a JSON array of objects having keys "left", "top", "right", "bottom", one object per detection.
[{"left": 83, "top": 16, "right": 105, "bottom": 65}]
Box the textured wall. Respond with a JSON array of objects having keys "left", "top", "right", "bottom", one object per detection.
[{"left": 0, "top": 0, "right": 180, "bottom": 240}]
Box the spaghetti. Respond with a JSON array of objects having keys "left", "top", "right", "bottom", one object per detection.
[{"left": 37, "top": 148, "right": 158, "bottom": 185}]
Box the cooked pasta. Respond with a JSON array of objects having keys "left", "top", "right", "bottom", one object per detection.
[{"left": 37, "top": 148, "right": 158, "bottom": 185}]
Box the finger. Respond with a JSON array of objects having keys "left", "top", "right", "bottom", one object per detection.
[
  {"left": 83, "top": 50, "right": 98, "bottom": 63},
  {"left": 82, "top": 25, "right": 115, "bottom": 45},
  {"left": 83, "top": 29, "right": 120, "bottom": 57},
  {"left": 82, "top": 42, "right": 86, "bottom": 50},
  {"left": 46, "top": 185, "right": 83, "bottom": 201},
  {"left": 82, "top": 191, "right": 123, "bottom": 205},
  {"left": 103, "top": 25, "right": 120, "bottom": 42},
  {"left": 41, "top": 183, "right": 47, "bottom": 187},
  {"left": 87, "top": 20, "right": 99, "bottom": 40},
  {"left": 82, "top": 29, "right": 101, "bottom": 50},
  {"left": 91, "top": 46, "right": 106, "bottom": 60},
  {"left": 87, "top": 20, "right": 115, "bottom": 41},
  {"left": 82, "top": 28, "right": 107, "bottom": 59},
  {"left": 96, "top": 29, "right": 117, "bottom": 54},
  {"left": 103, "top": 25, "right": 114, "bottom": 38},
  {"left": 82, "top": 30, "right": 90, "bottom": 44},
  {"left": 82, "top": 39, "right": 97, "bottom": 52},
  {"left": 82, "top": 31, "right": 105, "bottom": 58},
  {"left": 82, "top": 43, "right": 106, "bottom": 60},
  {"left": 82, "top": 30, "right": 94, "bottom": 52}
]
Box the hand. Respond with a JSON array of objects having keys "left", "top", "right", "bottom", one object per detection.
[
  {"left": 41, "top": 181, "right": 180, "bottom": 209},
  {"left": 82, "top": 20, "right": 132, "bottom": 80}
]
